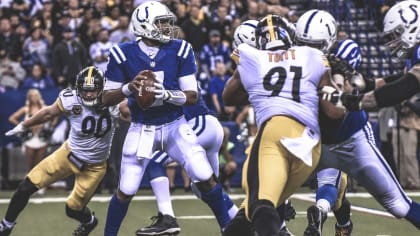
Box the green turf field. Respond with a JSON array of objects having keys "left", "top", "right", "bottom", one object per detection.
[{"left": 0, "top": 188, "right": 419, "bottom": 236}]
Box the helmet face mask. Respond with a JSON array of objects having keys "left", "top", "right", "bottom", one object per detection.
[
  {"left": 256, "top": 15, "right": 292, "bottom": 51},
  {"left": 382, "top": 1, "right": 420, "bottom": 59},
  {"left": 76, "top": 67, "right": 105, "bottom": 107},
  {"left": 131, "top": 1, "right": 176, "bottom": 44},
  {"left": 382, "top": 25, "right": 406, "bottom": 58},
  {"left": 294, "top": 9, "right": 337, "bottom": 53}
]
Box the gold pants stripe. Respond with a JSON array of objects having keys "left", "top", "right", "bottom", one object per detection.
[{"left": 244, "top": 116, "right": 321, "bottom": 219}]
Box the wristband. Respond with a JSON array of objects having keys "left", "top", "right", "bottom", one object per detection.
[{"left": 121, "top": 83, "right": 132, "bottom": 96}]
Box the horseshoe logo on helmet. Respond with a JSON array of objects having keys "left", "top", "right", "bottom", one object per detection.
[
  {"left": 136, "top": 6, "right": 149, "bottom": 23},
  {"left": 399, "top": 4, "right": 418, "bottom": 25}
]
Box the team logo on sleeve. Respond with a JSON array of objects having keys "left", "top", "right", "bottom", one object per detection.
[{"left": 72, "top": 105, "right": 83, "bottom": 115}]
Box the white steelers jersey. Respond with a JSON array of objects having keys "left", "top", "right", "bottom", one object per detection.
[
  {"left": 57, "top": 89, "right": 119, "bottom": 164},
  {"left": 237, "top": 43, "right": 329, "bottom": 134}
]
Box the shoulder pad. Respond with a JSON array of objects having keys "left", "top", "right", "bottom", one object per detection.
[{"left": 58, "top": 89, "right": 79, "bottom": 112}]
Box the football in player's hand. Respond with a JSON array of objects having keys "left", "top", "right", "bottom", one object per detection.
[{"left": 134, "top": 70, "right": 156, "bottom": 110}]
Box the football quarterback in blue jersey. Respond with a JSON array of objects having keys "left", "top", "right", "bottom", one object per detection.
[
  {"left": 101, "top": 2, "right": 230, "bottom": 235},
  {"left": 136, "top": 87, "right": 238, "bottom": 236}
]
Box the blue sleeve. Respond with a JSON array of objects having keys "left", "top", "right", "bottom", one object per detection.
[
  {"left": 179, "top": 42, "right": 197, "bottom": 77},
  {"left": 411, "top": 45, "right": 420, "bottom": 67},
  {"left": 105, "top": 46, "right": 127, "bottom": 83},
  {"left": 209, "top": 78, "right": 217, "bottom": 95}
]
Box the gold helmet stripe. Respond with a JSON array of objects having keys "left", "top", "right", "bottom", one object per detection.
[
  {"left": 267, "top": 14, "right": 276, "bottom": 41},
  {"left": 86, "top": 66, "right": 94, "bottom": 86}
]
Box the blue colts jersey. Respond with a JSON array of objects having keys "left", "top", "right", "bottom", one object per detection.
[
  {"left": 406, "top": 44, "right": 420, "bottom": 69},
  {"left": 105, "top": 39, "right": 197, "bottom": 125},
  {"left": 321, "top": 39, "right": 369, "bottom": 144}
]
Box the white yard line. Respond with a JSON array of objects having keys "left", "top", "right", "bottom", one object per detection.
[{"left": 0, "top": 192, "right": 418, "bottom": 219}]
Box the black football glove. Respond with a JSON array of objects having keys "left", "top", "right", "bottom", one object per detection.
[
  {"left": 341, "top": 89, "right": 364, "bottom": 111},
  {"left": 328, "top": 54, "right": 356, "bottom": 80}
]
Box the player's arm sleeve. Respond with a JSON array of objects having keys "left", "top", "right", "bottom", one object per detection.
[
  {"left": 105, "top": 45, "right": 128, "bottom": 89},
  {"left": 23, "top": 99, "right": 64, "bottom": 128},
  {"left": 178, "top": 41, "right": 197, "bottom": 78},
  {"left": 371, "top": 71, "right": 420, "bottom": 108},
  {"left": 103, "top": 45, "right": 129, "bottom": 106}
]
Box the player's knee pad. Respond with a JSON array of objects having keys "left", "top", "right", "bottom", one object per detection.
[
  {"left": 65, "top": 204, "right": 91, "bottom": 222},
  {"left": 185, "top": 146, "right": 213, "bottom": 182},
  {"left": 16, "top": 178, "right": 38, "bottom": 197}
]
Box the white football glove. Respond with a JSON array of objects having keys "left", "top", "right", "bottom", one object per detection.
[
  {"left": 5, "top": 122, "right": 26, "bottom": 136},
  {"left": 153, "top": 81, "right": 169, "bottom": 100}
]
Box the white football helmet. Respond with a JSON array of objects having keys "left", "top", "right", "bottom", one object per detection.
[
  {"left": 233, "top": 20, "right": 258, "bottom": 48},
  {"left": 383, "top": 0, "right": 420, "bottom": 59},
  {"left": 295, "top": 9, "right": 337, "bottom": 53},
  {"left": 131, "top": 1, "right": 175, "bottom": 43}
]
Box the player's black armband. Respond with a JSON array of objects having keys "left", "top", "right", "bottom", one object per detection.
[
  {"left": 383, "top": 73, "right": 404, "bottom": 83},
  {"left": 374, "top": 73, "right": 420, "bottom": 108}
]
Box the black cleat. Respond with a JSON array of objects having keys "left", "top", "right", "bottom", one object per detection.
[
  {"left": 222, "top": 208, "right": 253, "bottom": 236},
  {"left": 303, "top": 205, "right": 327, "bottom": 236},
  {"left": 72, "top": 213, "right": 98, "bottom": 236},
  {"left": 335, "top": 220, "right": 353, "bottom": 236},
  {"left": 279, "top": 226, "right": 294, "bottom": 236},
  {"left": 136, "top": 212, "right": 180, "bottom": 236},
  {"left": 284, "top": 201, "right": 296, "bottom": 221},
  {"left": 0, "top": 220, "right": 13, "bottom": 236}
]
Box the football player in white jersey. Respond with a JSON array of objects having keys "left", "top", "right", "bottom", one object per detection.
[
  {"left": 223, "top": 14, "right": 344, "bottom": 236},
  {"left": 102, "top": 2, "right": 230, "bottom": 235},
  {"left": 0, "top": 66, "right": 119, "bottom": 236},
  {"left": 224, "top": 18, "right": 296, "bottom": 236}
]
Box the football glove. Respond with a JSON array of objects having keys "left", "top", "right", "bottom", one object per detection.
[
  {"left": 328, "top": 54, "right": 356, "bottom": 80},
  {"left": 153, "top": 81, "right": 168, "bottom": 100},
  {"left": 349, "top": 72, "right": 376, "bottom": 93},
  {"left": 319, "top": 85, "right": 342, "bottom": 106},
  {"left": 5, "top": 122, "right": 27, "bottom": 136},
  {"left": 341, "top": 89, "right": 364, "bottom": 111}
]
